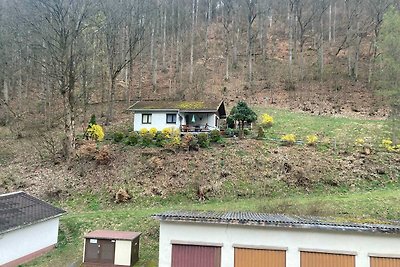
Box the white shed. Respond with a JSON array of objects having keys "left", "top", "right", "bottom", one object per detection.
[
  {"left": 83, "top": 230, "right": 141, "bottom": 267},
  {"left": 154, "top": 211, "right": 400, "bottom": 267},
  {"left": 0, "top": 191, "right": 65, "bottom": 267}
]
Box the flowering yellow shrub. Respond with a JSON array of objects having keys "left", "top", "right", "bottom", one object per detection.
[
  {"left": 306, "top": 135, "right": 318, "bottom": 146},
  {"left": 139, "top": 128, "right": 148, "bottom": 136},
  {"left": 382, "top": 139, "right": 400, "bottom": 152},
  {"left": 354, "top": 138, "right": 365, "bottom": 147},
  {"left": 281, "top": 134, "right": 296, "bottom": 146},
  {"left": 260, "top": 113, "right": 274, "bottom": 128},
  {"left": 86, "top": 124, "right": 105, "bottom": 141},
  {"left": 162, "top": 127, "right": 179, "bottom": 139},
  {"left": 162, "top": 127, "right": 172, "bottom": 138},
  {"left": 149, "top": 127, "right": 158, "bottom": 137}
]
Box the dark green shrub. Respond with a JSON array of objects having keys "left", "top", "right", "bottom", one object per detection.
[
  {"left": 225, "top": 128, "right": 234, "bottom": 137},
  {"left": 197, "top": 133, "right": 210, "bottom": 148},
  {"left": 155, "top": 132, "right": 167, "bottom": 147},
  {"left": 243, "top": 128, "right": 251, "bottom": 136},
  {"left": 125, "top": 132, "right": 140, "bottom": 146},
  {"left": 141, "top": 133, "right": 154, "bottom": 147},
  {"left": 113, "top": 132, "right": 125, "bottom": 143},
  {"left": 210, "top": 130, "right": 222, "bottom": 143},
  {"left": 257, "top": 126, "right": 265, "bottom": 139},
  {"left": 227, "top": 116, "right": 235, "bottom": 129}
]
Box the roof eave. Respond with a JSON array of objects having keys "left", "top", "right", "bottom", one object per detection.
[
  {"left": 0, "top": 212, "right": 66, "bottom": 235},
  {"left": 153, "top": 216, "right": 400, "bottom": 235}
]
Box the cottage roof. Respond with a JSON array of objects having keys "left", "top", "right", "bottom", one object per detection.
[
  {"left": 0, "top": 191, "right": 65, "bottom": 234},
  {"left": 128, "top": 100, "right": 225, "bottom": 113},
  {"left": 153, "top": 211, "right": 400, "bottom": 235},
  {"left": 85, "top": 230, "right": 141, "bottom": 241}
]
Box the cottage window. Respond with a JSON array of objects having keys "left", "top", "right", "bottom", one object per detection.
[
  {"left": 166, "top": 114, "right": 177, "bottom": 124},
  {"left": 142, "top": 114, "right": 152, "bottom": 124}
]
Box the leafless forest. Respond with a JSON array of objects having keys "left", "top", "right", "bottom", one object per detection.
[{"left": 0, "top": 0, "right": 398, "bottom": 158}]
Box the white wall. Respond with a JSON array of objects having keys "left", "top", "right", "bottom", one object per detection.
[
  {"left": 114, "top": 240, "right": 132, "bottom": 266},
  {"left": 159, "top": 221, "right": 400, "bottom": 267},
  {"left": 0, "top": 218, "right": 60, "bottom": 265},
  {"left": 133, "top": 112, "right": 179, "bottom": 131}
]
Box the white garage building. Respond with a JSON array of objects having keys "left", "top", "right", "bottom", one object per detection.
[
  {"left": 154, "top": 211, "right": 400, "bottom": 267},
  {"left": 0, "top": 191, "right": 65, "bottom": 267}
]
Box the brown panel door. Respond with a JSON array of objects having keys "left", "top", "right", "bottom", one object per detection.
[
  {"left": 85, "top": 239, "right": 100, "bottom": 263},
  {"left": 171, "top": 244, "right": 221, "bottom": 267},
  {"left": 301, "top": 251, "right": 355, "bottom": 267},
  {"left": 99, "top": 239, "right": 115, "bottom": 263},
  {"left": 84, "top": 239, "right": 115, "bottom": 263},
  {"left": 371, "top": 257, "right": 400, "bottom": 267},
  {"left": 234, "top": 248, "right": 286, "bottom": 267}
]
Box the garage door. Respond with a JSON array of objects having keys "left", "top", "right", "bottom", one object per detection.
[
  {"left": 371, "top": 257, "right": 400, "bottom": 267},
  {"left": 234, "top": 248, "right": 286, "bottom": 267},
  {"left": 171, "top": 244, "right": 221, "bottom": 267},
  {"left": 300, "top": 251, "right": 355, "bottom": 267}
]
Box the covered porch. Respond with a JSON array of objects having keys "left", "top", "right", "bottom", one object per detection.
[{"left": 179, "top": 112, "right": 219, "bottom": 133}]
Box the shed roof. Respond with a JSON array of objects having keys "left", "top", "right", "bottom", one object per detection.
[
  {"left": 0, "top": 191, "right": 65, "bottom": 234},
  {"left": 153, "top": 211, "right": 400, "bottom": 235},
  {"left": 85, "top": 230, "right": 141, "bottom": 241},
  {"left": 128, "top": 100, "right": 224, "bottom": 112}
]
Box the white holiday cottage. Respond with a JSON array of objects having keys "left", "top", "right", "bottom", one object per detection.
[
  {"left": 0, "top": 191, "right": 65, "bottom": 267},
  {"left": 128, "top": 100, "right": 227, "bottom": 132},
  {"left": 154, "top": 211, "right": 400, "bottom": 267}
]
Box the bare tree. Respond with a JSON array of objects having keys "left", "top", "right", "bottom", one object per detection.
[{"left": 100, "top": 0, "right": 146, "bottom": 124}]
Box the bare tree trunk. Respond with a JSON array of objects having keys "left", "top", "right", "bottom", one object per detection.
[
  {"left": 288, "top": 5, "right": 293, "bottom": 80},
  {"left": 162, "top": 0, "right": 167, "bottom": 71},
  {"left": 328, "top": 1, "right": 332, "bottom": 43},
  {"left": 320, "top": 14, "right": 324, "bottom": 82},
  {"left": 189, "top": 0, "right": 195, "bottom": 84},
  {"left": 333, "top": 1, "right": 336, "bottom": 43}
]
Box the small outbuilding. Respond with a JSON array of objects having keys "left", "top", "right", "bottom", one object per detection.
[
  {"left": 154, "top": 211, "right": 400, "bottom": 267},
  {"left": 83, "top": 230, "right": 141, "bottom": 267},
  {"left": 0, "top": 191, "right": 65, "bottom": 267}
]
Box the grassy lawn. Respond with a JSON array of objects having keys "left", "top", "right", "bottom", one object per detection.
[
  {"left": 25, "top": 187, "right": 400, "bottom": 267},
  {"left": 255, "top": 107, "right": 389, "bottom": 147}
]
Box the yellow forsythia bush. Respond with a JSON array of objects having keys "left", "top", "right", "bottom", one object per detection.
[
  {"left": 306, "top": 135, "right": 318, "bottom": 146},
  {"left": 139, "top": 128, "right": 148, "bottom": 136},
  {"left": 86, "top": 124, "right": 105, "bottom": 141},
  {"left": 381, "top": 139, "right": 400, "bottom": 152},
  {"left": 260, "top": 113, "right": 274, "bottom": 128},
  {"left": 354, "top": 138, "right": 365, "bottom": 147},
  {"left": 149, "top": 127, "right": 158, "bottom": 137},
  {"left": 281, "top": 134, "right": 296, "bottom": 146}
]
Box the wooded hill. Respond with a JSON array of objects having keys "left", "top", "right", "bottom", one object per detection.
[{"left": 0, "top": 0, "right": 399, "bottom": 159}]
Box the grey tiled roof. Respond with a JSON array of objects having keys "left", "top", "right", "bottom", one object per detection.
[
  {"left": 153, "top": 211, "right": 400, "bottom": 234},
  {"left": 0, "top": 192, "right": 65, "bottom": 234}
]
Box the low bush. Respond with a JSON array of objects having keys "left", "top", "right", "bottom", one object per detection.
[
  {"left": 281, "top": 134, "right": 296, "bottom": 146},
  {"left": 210, "top": 130, "right": 222, "bottom": 143},
  {"left": 197, "top": 133, "right": 210, "bottom": 148},
  {"left": 125, "top": 132, "right": 140, "bottom": 146},
  {"left": 306, "top": 135, "right": 318, "bottom": 146},
  {"left": 112, "top": 132, "right": 125, "bottom": 143},
  {"left": 181, "top": 134, "right": 199, "bottom": 151},
  {"left": 260, "top": 113, "right": 274, "bottom": 128},
  {"left": 141, "top": 132, "right": 154, "bottom": 147}
]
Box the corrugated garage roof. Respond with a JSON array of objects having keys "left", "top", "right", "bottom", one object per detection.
[
  {"left": 153, "top": 211, "right": 400, "bottom": 234},
  {"left": 0, "top": 191, "right": 65, "bottom": 234},
  {"left": 85, "top": 230, "right": 141, "bottom": 241}
]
